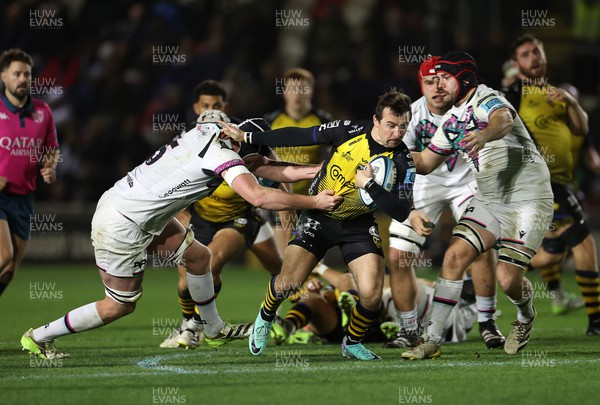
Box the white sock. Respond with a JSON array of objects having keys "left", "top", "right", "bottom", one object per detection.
[
  {"left": 186, "top": 272, "right": 223, "bottom": 336},
  {"left": 509, "top": 278, "right": 535, "bottom": 322},
  {"left": 396, "top": 307, "right": 418, "bottom": 332},
  {"left": 428, "top": 278, "right": 463, "bottom": 343},
  {"left": 476, "top": 295, "right": 497, "bottom": 322},
  {"left": 33, "top": 302, "right": 103, "bottom": 343}
]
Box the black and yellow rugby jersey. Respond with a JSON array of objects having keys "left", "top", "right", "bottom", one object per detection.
[
  {"left": 248, "top": 119, "right": 415, "bottom": 221},
  {"left": 193, "top": 119, "right": 275, "bottom": 223},
  {"left": 264, "top": 108, "right": 332, "bottom": 194},
  {"left": 505, "top": 81, "right": 578, "bottom": 185}
]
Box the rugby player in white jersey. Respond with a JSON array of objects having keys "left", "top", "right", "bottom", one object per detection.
[
  {"left": 20, "top": 111, "right": 342, "bottom": 359},
  {"left": 402, "top": 51, "right": 553, "bottom": 359},
  {"left": 388, "top": 57, "right": 504, "bottom": 349}
]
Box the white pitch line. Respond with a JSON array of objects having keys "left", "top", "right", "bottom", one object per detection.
[
  {"left": 4, "top": 354, "right": 599, "bottom": 381},
  {"left": 134, "top": 353, "right": 600, "bottom": 374}
]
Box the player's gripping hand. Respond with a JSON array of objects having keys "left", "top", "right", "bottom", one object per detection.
[
  {"left": 355, "top": 163, "right": 374, "bottom": 189},
  {"left": 306, "top": 278, "right": 324, "bottom": 292},
  {"left": 409, "top": 209, "right": 433, "bottom": 236},
  {"left": 459, "top": 131, "right": 487, "bottom": 159},
  {"left": 314, "top": 190, "right": 343, "bottom": 212},
  {"left": 40, "top": 167, "right": 56, "bottom": 184},
  {"left": 0, "top": 176, "right": 7, "bottom": 191},
  {"left": 219, "top": 121, "right": 245, "bottom": 142}
]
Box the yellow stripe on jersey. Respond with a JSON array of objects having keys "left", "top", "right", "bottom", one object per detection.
[
  {"left": 518, "top": 85, "right": 574, "bottom": 185},
  {"left": 270, "top": 112, "right": 326, "bottom": 194},
  {"left": 314, "top": 133, "right": 394, "bottom": 220}
]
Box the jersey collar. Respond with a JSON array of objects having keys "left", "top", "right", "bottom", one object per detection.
[{"left": 1, "top": 91, "right": 34, "bottom": 114}]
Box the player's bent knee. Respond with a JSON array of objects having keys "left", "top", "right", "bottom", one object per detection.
[
  {"left": 100, "top": 296, "right": 136, "bottom": 321},
  {"left": 183, "top": 246, "right": 211, "bottom": 276},
  {"left": 358, "top": 288, "right": 382, "bottom": 309}
]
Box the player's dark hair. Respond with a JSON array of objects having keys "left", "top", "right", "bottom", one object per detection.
[
  {"left": 193, "top": 80, "right": 227, "bottom": 102},
  {"left": 374, "top": 88, "right": 412, "bottom": 121},
  {"left": 0, "top": 49, "right": 34, "bottom": 71},
  {"left": 511, "top": 34, "right": 543, "bottom": 60}
]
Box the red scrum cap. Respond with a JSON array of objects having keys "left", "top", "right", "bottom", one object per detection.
[{"left": 418, "top": 56, "right": 441, "bottom": 93}]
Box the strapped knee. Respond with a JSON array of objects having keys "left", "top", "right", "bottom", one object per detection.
[
  {"left": 389, "top": 221, "right": 425, "bottom": 253},
  {"left": 498, "top": 245, "right": 533, "bottom": 270},
  {"left": 104, "top": 283, "right": 143, "bottom": 304},
  {"left": 452, "top": 222, "right": 485, "bottom": 256}
]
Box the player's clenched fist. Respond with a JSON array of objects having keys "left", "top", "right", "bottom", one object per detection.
[
  {"left": 314, "top": 190, "right": 343, "bottom": 212},
  {"left": 40, "top": 167, "right": 57, "bottom": 184}
]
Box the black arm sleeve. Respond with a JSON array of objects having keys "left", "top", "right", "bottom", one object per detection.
[
  {"left": 250, "top": 120, "right": 365, "bottom": 147},
  {"left": 364, "top": 180, "right": 412, "bottom": 222},
  {"left": 251, "top": 126, "right": 324, "bottom": 147}
]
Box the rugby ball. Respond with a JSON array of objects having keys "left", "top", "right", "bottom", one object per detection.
[{"left": 358, "top": 155, "right": 397, "bottom": 207}]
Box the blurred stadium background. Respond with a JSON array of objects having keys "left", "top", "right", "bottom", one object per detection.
[{"left": 2, "top": 0, "right": 599, "bottom": 264}]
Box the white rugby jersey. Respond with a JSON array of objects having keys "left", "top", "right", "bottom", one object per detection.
[
  {"left": 428, "top": 85, "right": 552, "bottom": 203},
  {"left": 108, "top": 122, "right": 249, "bottom": 234},
  {"left": 382, "top": 283, "right": 431, "bottom": 322},
  {"left": 404, "top": 96, "right": 472, "bottom": 188}
]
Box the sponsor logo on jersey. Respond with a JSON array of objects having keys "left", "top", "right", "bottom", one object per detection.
[{"left": 161, "top": 179, "right": 191, "bottom": 198}]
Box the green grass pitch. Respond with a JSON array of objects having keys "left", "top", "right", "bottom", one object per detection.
[{"left": 0, "top": 264, "right": 598, "bottom": 405}]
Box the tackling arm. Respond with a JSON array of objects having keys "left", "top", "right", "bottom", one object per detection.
[
  {"left": 228, "top": 171, "right": 342, "bottom": 212},
  {"left": 411, "top": 149, "right": 447, "bottom": 175},
  {"left": 246, "top": 154, "right": 322, "bottom": 183}
]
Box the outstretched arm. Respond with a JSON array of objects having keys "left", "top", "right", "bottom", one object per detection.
[
  {"left": 220, "top": 122, "right": 322, "bottom": 146},
  {"left": 410, "top": 149, "right": 447, "bottom": 175},
  {"left": 227, "top": 171, "right": 342, "bottom": 212},
  {"left": 243, "top": 153, "right": 322, "bottom": 182}
]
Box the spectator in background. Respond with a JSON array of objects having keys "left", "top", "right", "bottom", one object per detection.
[
  {"left": 505, "top": 34, "right": 600, "bottom": 336},
  {"left": 264, "top": 68, "right": 332, "bottom": 194},
  {"left": 264, "top": 68, "right": 333, "bottom": 252}
]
